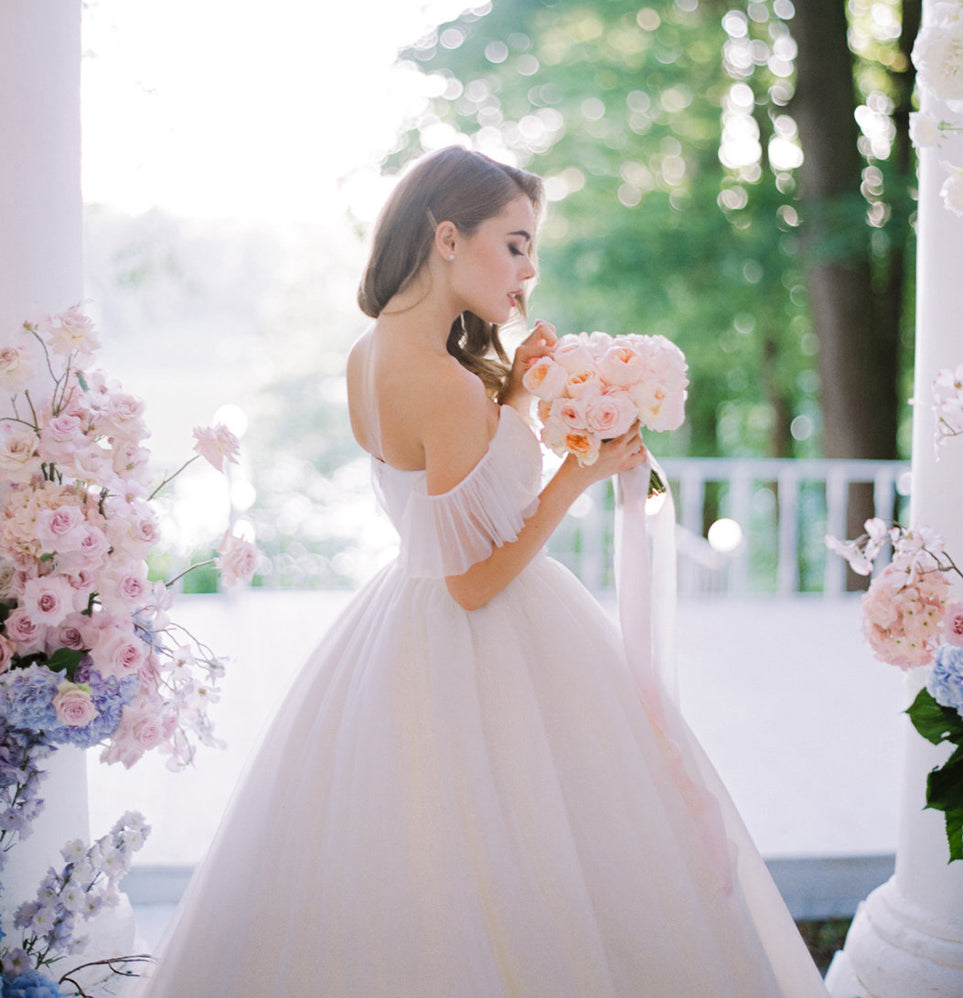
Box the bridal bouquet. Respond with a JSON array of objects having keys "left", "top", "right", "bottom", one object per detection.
[
  {"left": 522, "top": 331, "right": 688, "bottom": 491},
  {"left": 826, "top": 365, "right": 963, "bottom": 861},
  {"left": 0, "top": 305, "right": 258, "bottom": 867}
]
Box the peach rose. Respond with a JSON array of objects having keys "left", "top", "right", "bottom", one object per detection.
[{"left": 522, "top": 355, "right": 568, "bottom": 400}]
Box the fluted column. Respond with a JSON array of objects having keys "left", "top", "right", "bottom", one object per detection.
[
  {"left": 826, "top": 3, "right": 963, "bottom": 994},
  {"left": 0, "top": 0, "right": 89, "bottom": 912}
]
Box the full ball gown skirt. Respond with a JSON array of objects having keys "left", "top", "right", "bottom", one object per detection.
[{"left": 139, "top": 406, "right": 829, "bottom": 997}]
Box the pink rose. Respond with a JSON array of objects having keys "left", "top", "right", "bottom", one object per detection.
[
  {"left": 216, "top": 533, "right": 258, "bottom": 587},
  {"left": 521, "top": 355, "right": 568, "bottom": 400},
  {"left": 53, "top": 681, "right": 99, "bottom": 728},
  {"left": 35, "top": 505, "right": 86, "bottom": 553},
  {"left": 22, "top": 574, "right": 77, "bottom": 626},
  {"left": 598, "top": 343, "right": 646, "bottom": 387},
  {"left": 550, "top": 396, "right": 588, "bottom": 431},
  {"left": 585, "top": 391, "right": 637, "bottom": 438},
  {"left": 44, "top": 304, "right": 100, "bottom": 361},
  {"left": 0, "top": 339, "right": 38, "bottom": 393},
  {"left": 90, "top": 623, "right": 149, "bottom": 679},
  {"left": 193, "top": 423, "right": 240, "bottom": 472},
  {"left": 4, "top": 606, "right": 46, "bottom": 654},
  {"left": 0, "top": 427, "right": 40, "bottom": 483},
  {"left": 565, "top": 368, "right": 601, "bottom": 400},
  {"left": 943, "top": 602, "right": 963, "bottom": 648},
  {"left": 48, "top": 612, "right": 90, "bottom": 653},
  {"left": 102, "top": 696, "right": 177, "bottom": 768},
  {"left": 552, "top": 335, "right": 598, "bottom": 373}
]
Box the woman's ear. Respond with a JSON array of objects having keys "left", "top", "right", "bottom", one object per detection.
[{"left": 434, "top": 220, "right": 458, "bottom": 261}]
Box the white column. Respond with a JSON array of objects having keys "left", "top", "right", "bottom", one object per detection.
[
  {"left": 826, "top": 4, "right": 963, "bottom": 994},
  {"left": 0, "top": 0, "right": 83, "bottom": 338},
  {"left": 0, "top": 0, "right": 89, "bottom": 918}
]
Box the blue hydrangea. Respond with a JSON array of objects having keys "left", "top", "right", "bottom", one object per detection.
[
  {"left": 1, "top": 969, "right": 64, "bottom": 998},
  {"left": 927, "top": 644, "right": 963, "bottom": 717},
  {"left": 1, "top": 665, "right": 139, "bottom": 749}
]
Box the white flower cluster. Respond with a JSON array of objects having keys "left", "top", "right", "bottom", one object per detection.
[
  {"left": 910, "top": 3, "right": 963, "bottom": 215},
  {"left": 2, "top": 812, "right": 150, "bottom": 980}
]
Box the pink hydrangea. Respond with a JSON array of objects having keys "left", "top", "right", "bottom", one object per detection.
[
  {"left": 861, "top": 563, "right": 950, "bottom": 669},
  {"left": 943, "top": 602, "right": 963, "bottom": 648}
]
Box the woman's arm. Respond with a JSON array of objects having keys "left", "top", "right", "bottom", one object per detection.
[{"left": 441, "top": 422, "right": 648, "bottom": 611}]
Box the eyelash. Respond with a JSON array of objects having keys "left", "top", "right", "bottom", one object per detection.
[{"left": 509, "top": 245, "right": 524, "bottom": 257}]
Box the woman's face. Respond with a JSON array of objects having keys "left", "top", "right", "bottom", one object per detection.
[{"left": 449, "top": 196, "right": 537, "bottom": 325}]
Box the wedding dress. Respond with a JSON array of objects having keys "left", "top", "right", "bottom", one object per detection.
[{"left": 138, "top": 404, "right": 829, "bottom": 997}]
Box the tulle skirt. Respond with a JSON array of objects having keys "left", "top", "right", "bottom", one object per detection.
[{"left": 137, "top": 555, "right": 828, "bottom": 997}]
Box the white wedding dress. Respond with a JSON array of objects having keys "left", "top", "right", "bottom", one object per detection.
[{"left": 138, "top": 405, "right": 829, "bottom": 997}]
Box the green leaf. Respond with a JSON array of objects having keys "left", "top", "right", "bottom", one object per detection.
[
  {"left": 945, "top": 809, "right": 963, "bottom": 864},
  {"left": 46, "top": 647, "right": 84, "bottom": 679},
  {"left": 927, "top": 745, "right": 963, "bottom": 814},
  {"left": 907, "top": 687, "right": 963, "bottom": 746}
]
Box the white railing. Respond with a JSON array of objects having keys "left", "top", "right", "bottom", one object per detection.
[{"left": 549, "top": 458, "right": 911, "bottom": 597}]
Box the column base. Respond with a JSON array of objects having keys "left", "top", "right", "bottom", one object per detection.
[{"left": 825, "top": 875, "right": 963, "bottom": 998}]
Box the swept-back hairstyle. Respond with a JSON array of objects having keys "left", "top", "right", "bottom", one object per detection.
[{"left": 357, "top": 146, "right": 544, "bottom": 399}]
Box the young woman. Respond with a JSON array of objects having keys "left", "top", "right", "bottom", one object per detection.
[{"left": 138, "top": 147, "right": 829, "bottom": 996}]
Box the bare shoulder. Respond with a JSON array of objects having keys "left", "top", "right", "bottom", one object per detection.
[{"left": 423, "top": 362, "right": 499, "bottom": 495}]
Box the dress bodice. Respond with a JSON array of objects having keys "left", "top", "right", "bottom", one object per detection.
[{"left": 371, "top": 405, "right": 542, "bottom": 579}]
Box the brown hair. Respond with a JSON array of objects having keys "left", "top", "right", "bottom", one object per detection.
[{"left": 357, "top": 146, "right": 544, "bottom": 399}]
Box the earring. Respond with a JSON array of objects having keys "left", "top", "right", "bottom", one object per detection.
[{"left": 448, "top": 254, "right": 455, "bottom": 261}]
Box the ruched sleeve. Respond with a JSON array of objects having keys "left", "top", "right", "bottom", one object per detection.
[{"left": 395, "top": 407, "right": 541, "bottom": 579}]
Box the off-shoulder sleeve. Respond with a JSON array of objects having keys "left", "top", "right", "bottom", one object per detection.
[{"left": 399, "top": 409, "right": 541, "bottom": 578}]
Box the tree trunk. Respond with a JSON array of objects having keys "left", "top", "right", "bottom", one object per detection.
[{"left": 791, "top": 0, "right": 901, "bottom": 465}]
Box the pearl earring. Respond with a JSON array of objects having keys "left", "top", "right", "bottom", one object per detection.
[{"left": 448, "top": 254, "right": 455, "bottom": 261}]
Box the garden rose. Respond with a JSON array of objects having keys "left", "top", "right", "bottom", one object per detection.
[
  {"left": 564, "top": 431, "right": 601, "bottom": 466},
  {"left": 0, "top": 427, "right": 40, "bottom": 483},
  {"left": 193, "top": 423, "right": 240, "bottom": 471},
  {"left": 585, "top": 391, "right": 637, "bottom": 438},
  {"left": 44, "top": 303, "right": 100, "bottom": 362},
  {"left": 216, "top": 532, "right": 258, "bottom": 587},
  {"left": 21, "top": 574, "right": 77, "bottom": 626},
  {"left": 598, "top": 343, "right": 646, "bottom": 387},
  {"left": 53, "top": 681, "right": 98, "bottom": 728},
  {"left": 0, "top": 339, "right": 37, "bottom": 393},
  {"left": 913, "top": 17, "right": 963, "bottom": 105},
  {"left": 522, "top": 355, "right": 568, "bottom": 399},
  {"left": 4, "top": 606, "right": 46, "bottom": 654}
]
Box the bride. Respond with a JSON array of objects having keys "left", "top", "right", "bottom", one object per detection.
[{"left": 137, "top": 146, "right": 829, "bottom": 996}]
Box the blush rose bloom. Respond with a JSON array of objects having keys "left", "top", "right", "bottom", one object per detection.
[
  {"left": 193, "top": 423, "right": 240, "bottom": 472},
  {"left": 53, "top": 681, "right": 99, "bottom": 728},
  {"left": 0, "top": 339, "right": 37, "bottom": 393},
  {"left": 44, "top": 304, "right": 101, "bottom": 362},
  {"left": 90, "top": 622, "right": 149, "bottom": 679},
  {"left": 216, "top": 533, "right": 258, "bottom": 587},
  {"left": 522, "top": 355, "right": 568, "bottom": 400},
  {"left": 597, "top": 344, "right": 646, "bottom": 387},
  {"left": 21, "top": 573, "right": 77, "bottom": 626},
  {"left": 0, "top": 427, "right": 40, "bottom": 483},
  {"left": 552, "top": 336, "right": 598, "bottom": 374},
  {"left": 585, "top": 391, "right": 637, "bottom": 438}
]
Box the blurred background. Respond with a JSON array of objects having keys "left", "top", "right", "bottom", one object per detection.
[
  {"left": 82, "top": 0, "right": 918, "bottom": 595},
  {"left": 79, "top": 0, "right": 919, "bottom": 929}
]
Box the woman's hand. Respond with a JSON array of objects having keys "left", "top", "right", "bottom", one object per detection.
[
  {"left": 500, "top": 319, "right": 556, "bottom": 407},
  {"left": 565, "top": 423, "right": 649, "bottom": 486}
]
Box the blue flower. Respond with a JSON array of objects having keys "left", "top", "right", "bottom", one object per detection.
[
  {"left": 1, "top": 969, "right": 64, "bottom": 998},
  {"left": 927, "top": 644, "right": 963, "bottom": 717}
]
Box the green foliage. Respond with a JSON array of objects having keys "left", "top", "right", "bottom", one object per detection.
[
  {"left": 907, "top": 687, "right": 963, "bottom": 863},
  {"left": 391, "top": 0, "right": 916, "bottom": 459}
]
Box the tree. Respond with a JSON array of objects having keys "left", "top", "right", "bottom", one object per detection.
[{"left": 390, "top": 0, "right": 917, "bottom": 471}]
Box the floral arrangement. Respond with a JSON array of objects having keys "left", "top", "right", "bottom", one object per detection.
[
  {"left": 0, "top": 305, "right": 258, "bottom": 989},
  {"left": 2, "top": 812, "right": 150, "bottom": 996},
  {"left": 909, "top": 2, "right": 963, "bottom": 216},
  {"left": 522, "top": 330, "right": 688, "bottom": 490},
  {"left": 827, "top": 365, "right": 963, "bottom": 861}
]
